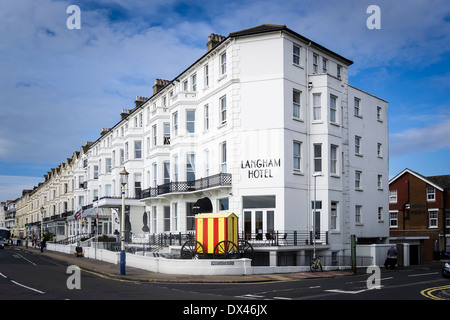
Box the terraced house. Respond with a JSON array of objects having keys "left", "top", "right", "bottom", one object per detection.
[{"left": 6, "top": 25, "right": 388, "bottom": 267}]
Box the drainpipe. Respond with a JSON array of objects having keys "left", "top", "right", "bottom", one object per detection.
[{"left": 306, "top": 41, "right": 312, "bottom": 234}]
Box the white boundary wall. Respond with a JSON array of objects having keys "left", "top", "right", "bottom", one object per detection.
[
  {"left": 47, "top": 243, "right": 363, "bottom": 275},
  {"left": 47, "top": 243, "right": 252, "bottom": 275}
]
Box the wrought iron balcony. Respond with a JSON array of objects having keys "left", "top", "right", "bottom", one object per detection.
[{"left": 141, "top": 173, "right": 232, "bottom": 199}]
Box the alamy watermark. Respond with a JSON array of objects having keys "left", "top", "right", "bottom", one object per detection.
[
  {"left": 66, "top": 265, "right": 81, "bottom": 290},
  {"left": 366, "top": 5, "right": 381, "bottom": 30},
  {"left": 66, "top": 5, "right": 81, "bottom": 30},
  {"left": 366, "top": 265, "right": 381, "bottom": 290}
]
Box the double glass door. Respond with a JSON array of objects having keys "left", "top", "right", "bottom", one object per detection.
[{"left": 243, "top": 209, "right": 274, "bottom": 240}]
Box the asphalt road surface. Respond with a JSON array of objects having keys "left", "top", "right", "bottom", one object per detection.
[{"left": 1, "top": 245, "right": 449, "bottom": 316}]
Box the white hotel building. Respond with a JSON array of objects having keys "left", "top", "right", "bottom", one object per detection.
[{"left": 62, "top": 25, "right": 388, "bottom": 264}]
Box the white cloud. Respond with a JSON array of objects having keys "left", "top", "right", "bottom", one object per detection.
[
  {"left": 0, "top": 0, "right": 205, "bottom": 163},
  {"left": 0, "top": 175, "right": 43, "bottom": 201},
  {"left": 1, "top": 0, "right": 450, "bottom": 200},
  {"left": 390, "top": 118, "right": 450, "bottom": 157}
]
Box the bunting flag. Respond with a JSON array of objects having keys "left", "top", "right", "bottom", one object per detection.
[{"left": 75, "top": 208, "right": 82, "bottom": 220}]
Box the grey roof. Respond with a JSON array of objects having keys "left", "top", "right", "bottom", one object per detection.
[
  {"left": 229, "top": 24, "right": 354, "bottom": 66},
  {"left": 426, "top": 175, "right": 450, "bottom": 189}
]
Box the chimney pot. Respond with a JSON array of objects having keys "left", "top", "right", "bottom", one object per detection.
[
  {"left": 153, "top": 79, "right": 169, "bottom": 94},
  {"left": 206, "top": 33, "right": 225, "bottom": 51}
]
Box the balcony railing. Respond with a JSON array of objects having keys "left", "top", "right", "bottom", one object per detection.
[{"left": 141, "top": 173, "right": 232, "bottom": 199}]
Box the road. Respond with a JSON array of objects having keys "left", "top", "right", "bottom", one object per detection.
[
  {"left": 1, "top": 246, "right": 449, "bottom": 306},
  {"left": 0, "top": 247, "right": 221, "bottom": 300},
  {"left": 169, "top": 265, "right": 450, "bottom": 300}
]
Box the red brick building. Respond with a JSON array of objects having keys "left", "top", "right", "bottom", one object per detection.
[{"left": 389, "top": 169, "right": 450, "bottom": 263}]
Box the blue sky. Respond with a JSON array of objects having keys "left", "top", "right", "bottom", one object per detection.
[{"left": 1, "top": 0, "right": 450, "bottom": 201}]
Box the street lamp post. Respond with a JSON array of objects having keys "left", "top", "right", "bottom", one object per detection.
[
  {"left": 312, "top": 172, "right": 322, "bottom": 260},
  {"left": 119, "top": 167, "right": 129, "bottom": 275},
  {"left": 40, "top": 206, "right": 45, "bottom": 253}
]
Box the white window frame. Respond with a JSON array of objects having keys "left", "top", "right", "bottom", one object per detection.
[
  {"left": 191, "top": 73, "right": 197, "bottom": 91},
  {"left": 389, "top": 190, "right": 398, "bottom": 203},
  {"left": 355, "top": 205, "right": 362, "bottom": 224},
  {"left": 377, "top": 143, "right": 382, "bottom": 158},
  {"left": 152, "top": 125, "right": 157, "bottom": 147},
  {"left": 354, "top": 97, "right": 361, "bottom": 116},
  {"left": 220, "top": 52, "right": 227, "bottom": 75},
  {"left": 220, "top": 96, "right": 227, "bottom": 124},
  {"left": 204, "top": 64, "right": 209, "bottom": 87},
  {"left": 293, "top": 141, "right": 302, "bottom": 173},
  {"left": 313, "top": 93, "right": 321, "bottom": 121},
  {"left": 427, "top": 187, "right": 436, "bottom": 201},
  {"left": 186, "top": 110, "right": 195, "bottom": 134},
  {"left": 330, "top": 201, "right": 338, "bottom": 230},
  {"left": 313, "top": 54, "right": 318, "bottom": 73},
  {"left": 173, "top": 112, "right": 178, "bottom": 136},
  {"left": 355, "top": 170, "right": 362, "bottom": 190},
  {"left": 322, "top": 57, "right": 328, "bottom": 73},
  {"left": 330, "top": 95, "right": 337, "bottom": 124},
  {"left": 429, "top": 209, "right": 438, "bottom": 228},
  {"left": 186, "top": 153, "right": 195, "bottom": 182},
  {"left": 204, "top": 104, "right": 209, "bottom": 131},
  {"left": 220, "top": 141, "right": 227, "bottom": 173},
  {"left": 389, "top": 210, "right": 398, "bottom": 228},
  {"left": 293, "top": 89, "right": 301, "bottom": 119},
  {"left": 134, "top": 140, "right": 142, "bottom": 159},
  {"left": 163, "top": 123, "right": 170, "bottom": 145},
  {"left": 355, "top": 136, "right": 362, "bottom": 155},
  {"left": 152, "top": 162, "right": 157, "bottom": 187},
  {"left": 330, "top": 145, "right": 338, "bottom": 175},
  {"left": 105, "top": 158, "right": 111, "bottom": 173},
  {"left": 293, "top": 44, "right": 300, "bottom": 65},
  {"left": 313, "top": 144, "right": 322, "bottom": 173}
]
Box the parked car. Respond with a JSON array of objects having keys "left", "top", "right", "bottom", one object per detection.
[
  {"left": 443, "top": 261, "right": 450, "bottom": 278},
  {"left": 0, "top": 237, "right": 4, "bottom": 249}
]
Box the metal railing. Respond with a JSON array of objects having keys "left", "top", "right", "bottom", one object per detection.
[
  {"left": 106, "top": 230, "right": 327, "bottom": 251},
  {"left": 141, "top": 173, "right": 232, "bottom": 198},
  {"left": 102, "top": 232, "right": 194, "bottom": 254},
  {"left": 56, "top": 233, "right": 94, "bottom": 245},
  {"left": 241, "top": 231, "right": 328, "bottom": 246}
]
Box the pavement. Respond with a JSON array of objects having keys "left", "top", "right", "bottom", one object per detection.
[{"left": 17, "top": 246, "right": 355, "bottom": 284}]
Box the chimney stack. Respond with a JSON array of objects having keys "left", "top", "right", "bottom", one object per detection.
[
  {"left": 120, "top": 109, "right": 131, "bottom": 120},
  {"left": 100, "top": 128, "right": 111, "bottom": 136},
  {"left": 134, "top": 96, "right": 149, "bottom": 108},
  {"left": 152, "top": 79, "right": 169, "bottom": 94},
  {"left": 206, "top": 33, "right": 225, "bottom": 51}
]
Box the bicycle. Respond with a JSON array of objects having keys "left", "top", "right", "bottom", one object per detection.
[{"left": 310, "top": 256, "right": 323, "bottom": 272}]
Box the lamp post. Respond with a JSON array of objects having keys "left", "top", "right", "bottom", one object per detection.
[
  {"left": 119, "top": 167, "right": 129, "bottom": 275},
  {"left": 312, "top": 172, "right": 322, "bottom": 260},
  {"left": 40, "top": 206, "right": 45, "bottom": 252}
]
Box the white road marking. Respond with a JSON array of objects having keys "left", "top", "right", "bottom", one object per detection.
[
  {"left": 408, "top": 272, "right": 438, "bottom": 277},
  {"left": 10, "top": 280, "right": 45, "bottom": 294},
  {"left": 15, "top": 253, "right": 38, "bottom": 266}
]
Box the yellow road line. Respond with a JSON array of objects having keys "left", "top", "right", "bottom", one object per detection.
[{"left": 420, "top": 284, "right": 450, "bottom": 300}]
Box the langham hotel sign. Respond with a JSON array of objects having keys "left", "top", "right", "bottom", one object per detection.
[{"left": 240, "top": 158, "right": 281, "bottom": 179}]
